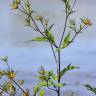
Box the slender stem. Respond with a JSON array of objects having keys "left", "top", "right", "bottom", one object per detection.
[
  {"left": 57, "top": 50, "right": 61, "bottom": 96},
  {"left": 40, "top": 18, "right": 58, "bottom": 65},
  {"left": 41, "top": 20, "right": 46, "bottom": 30},
  {"left": 50, "top": 42, "right": 58, "bottom": 65},
  {"left": 12, "top": 80, "right": 25, "bottom": 93},
  {"left": 6, "top": 62, "right": 10, "bottom": 71},
  {"left": 59, "top": 5, "right": 68, "bottom": 47},
  {"left": 12, "top": 79, "right": 31, "bottom": 96},
  {"left": 72, "top": 0, "right": 77, "bottom": 9},
  {"left": 57, "top": 4, "right": 69, "bottom": 96},
  {"left": 40, "top": 17, "right": 58, "bottom": 69},
  {"left": 40, "top": 17, "right": 58, "bottom": 78},
  {"left": 49, "top": 42, "right": 58, "bottom": 75}
]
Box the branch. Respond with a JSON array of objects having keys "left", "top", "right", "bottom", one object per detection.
[{"left": 59, "top": 4, "right": 68, "bottom": 47}]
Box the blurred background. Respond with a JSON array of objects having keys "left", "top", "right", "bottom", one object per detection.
[{"left": 0, "top": 0, "right": 96, "bottom": 95}]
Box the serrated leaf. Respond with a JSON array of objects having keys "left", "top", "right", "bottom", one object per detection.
[
  {"left": 62, "top": 32, "right": 70, "bottom": 48},
  {"left": 26, "top": 37, "right": 48, "bottom": 43},
  {"left": 40, "top": 90, "right": 45, "bottom": 96},
  {"left": 60, "top": 64, "right": 79, "bottom": 79}
]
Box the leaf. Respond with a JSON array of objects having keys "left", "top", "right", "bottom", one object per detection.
[
  {"left": 60, "top": 64, "right": 79, "bottom": 79},
  {"left": 1, "top": 56, "right": 8, "bottom": 63},
  {"left": 33, "top": 82, "right": 47, "bottom": 96},
  {"left": 52, "top": 73, "right": 58, "bottom": 80},
  {"left": 48, "top": 24, "right": 54, "bottom": 31},
  {"left": 55, "top": 83, "right": 66, "bottom": 87},
  {"left": 85, "top": 84, "right": 96, "bottom": 94},
  {"left": 69, "top": 20, "right": 76, "bottom": 26},
  {"left": 79, "top": 24, "right": 84, "bottom": 31},
  {"left": 38, "top": 81, "right": 47, "bottom": 87},
  {"left": 62, "top": 32, "right": 71, "bottom": 48},
  {"left": 25, "top": 37, "right": 48, "bottom": 43},
  {"left": 45, "top": 30, "right": 55, "bottom": 44},
  {"left": 62, "top": 0, "right": 67, "bottom": 3},
  {"left": 40, "top": 90, "right": 45, "bottom": 96},
  {"left": 69, "top": 26, "right": 76, "bottom": 31},
  {"left": 34, "top": 86, "right": 40, "bottom": 96},
  {"left": 24, "top": 0, "right": 31, "bottom": 13}
]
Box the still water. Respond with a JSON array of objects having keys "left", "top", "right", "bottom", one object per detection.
[{"left": 0, "top": 0, "right": 96, "bottom": 96}]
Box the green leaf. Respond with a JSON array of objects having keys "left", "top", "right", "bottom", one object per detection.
[
  {"left": 79, "top": 24, "right": 84, "bottom": 32},
  {"left": 24, "top": 0, "right": 31, "bottom": 13},
  {"left": 1, "top": 56, "right": 8, "bottom": 63},
  {"left": 26, "top": 37, "right": 48, "bottom": 43},
  {"left": 52, "top": 74, "right": 58, "bottom": 80},
  {"left": 38, "top": 81, "right": 47, "bottom": 87},
  {"left": 40, "top": 90, "right": 45, "bottom": 96},
  {"left": 69, "top": 26, "right": 76, "bottom": 31},
  {"left": 34, "top": 82, "right": 47, "bottom": 96},
  {"left": 69, "top": 20, "right": 76, "bottom": 26},
  {"left": 62, "top": 32, "right": 71, "bottom": 48},
  {"left": 34, "top": 86, "right": 40, "bottom": 96},
  {"left": 45, "top": 30, "right": 55, "bottom": 44},
  {"left": 85, "top": 84, "right": 96, "bottom": 95},
  {"left": 55, "top": 83, "right": 66, "bottom": 87},
  {"left": 60, "top": 64, "right": 79, "bottom": 79},
  {"left": 48, "top": 24, "right": 54, "bottom": 31},
  {"left": 62, "top": 0, "right": 67, "bottom": 3}
]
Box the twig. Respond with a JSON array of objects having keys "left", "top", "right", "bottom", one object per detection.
[
  {"left": 72, "top": 0, "right": 77, "bottom": 9},
  {"left": 12, "top": 79, "right": 31, "bottom": 96}
]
